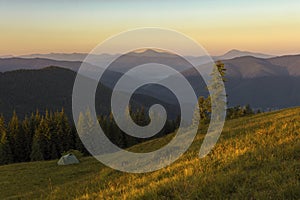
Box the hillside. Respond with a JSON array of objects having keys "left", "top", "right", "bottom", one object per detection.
[
  {"left": 268, "top": 55, "right": 300, "bottom": 76},
  {"left": 178, "top": 54, "right": 300, "bottom": 79},
  {"left": 0, "top": 107, "right": 299, "bottom": 199},
  {"left": 1, "top": 53, "right": 300, "bottom": 117},
  {"left": 0, "top": 66, "right": 111, "bottom": 119},
  {"left": 223, "top": 56, "right": 290, "bottom": 78},
  {"left": 0, "top": 66, "right": 178, "bottom": 120}
]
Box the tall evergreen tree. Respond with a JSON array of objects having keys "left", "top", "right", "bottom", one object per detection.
[
  {"left": 54, "top": 109, "right": 72, "bottom": 155},
  {"left": 30, "top": 135, "right": 44, "bottom": 161},
  {"left": 8, "top": 111, "right": 28, "bottom": 162},
  {"left": 30, "top": 116, "right": 51, "bottom": 161},
  {"left": 0, "top": 115, "right": 13, "bottom": 164},
  {"left": 21, "top": 116, "right": 32, "bottom": 162}
]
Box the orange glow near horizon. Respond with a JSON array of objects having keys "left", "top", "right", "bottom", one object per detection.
[{"left": 1, "top": 1, "right": 299, "bottom": 56}]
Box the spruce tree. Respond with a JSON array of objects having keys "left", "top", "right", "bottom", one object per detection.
[
  {"left": 61, "top": 109, "right": 72, "bottom": 150},
  {"left": 8, "top": 111, "right": 28, "bottom": 162},
  {"left": 54, "top": 109, "right": 72, "bottom": 155},
  {"left": 0, "top": 115, "right": 13, "bottom": 164},
  {"left": 30, "top": 136, "right": 44, "bottom": 161},
  {"left": 21, "top": 116, "right": 32, "bottom": 162},
  {"left": 30, "top": 117, "right": 51, "bottom": 161}
]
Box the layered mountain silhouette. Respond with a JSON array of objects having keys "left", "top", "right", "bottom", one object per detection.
[
  {"left": 13, "top": 49, "right": 273, "bottom": 62},
  {"left": 0, "top": 49, "right": 299, "bottom": 119},
  {"left": 1, "top": 50, "right": 298, "bottom": 79},
  {"left": 180, "top": 54, "right": 300, "bottom": 78}
]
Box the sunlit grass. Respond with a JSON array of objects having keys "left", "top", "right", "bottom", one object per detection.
[{"left": 0, "top": 107, "right": 299, "bottom": 199}]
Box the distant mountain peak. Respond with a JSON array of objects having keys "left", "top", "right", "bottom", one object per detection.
[
  {"left": 132, "top": 48, "right": 166, "bottom": 54},
  {"left": 128, "top": 48, "right": 176, "bottom": 57},
  {"left": 227, "top": 49, "right": 242, "bottom": 53},
  {"left": 217, "top": 49, "right": 274, "bottom": 60},
  {"left": 132, "top": 48, "right": 159, "bottom": 53}
]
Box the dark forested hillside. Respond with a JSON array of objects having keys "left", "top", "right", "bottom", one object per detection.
[
  {"left": 0, "top": 67, "right": 87, "bottom": 119},
  {"left": 0, "top": 66, "right": 178, "bottom": 120}
]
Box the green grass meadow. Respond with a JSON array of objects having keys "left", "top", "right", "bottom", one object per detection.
[{"left": 0, "top": 108, "right": 299, "bottom": 199}]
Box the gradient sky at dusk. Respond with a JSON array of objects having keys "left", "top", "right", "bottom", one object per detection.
[{"left": 1, "top": 0, "right": 300, "bottom": 56}]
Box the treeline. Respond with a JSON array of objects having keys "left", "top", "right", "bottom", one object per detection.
[
  {"left": 0, "top": 110, "right": 76, "bottom": 164},
  {"left": 0, "top": 108, "right": 178, "bottom": 165},
  {"left": 195, "top": 99, "right": 256, "bottom": 125},
  {"left": 226, "top": 104, "right": 257, "bottom": 119}
]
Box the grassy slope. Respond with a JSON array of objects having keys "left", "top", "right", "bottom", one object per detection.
[{"left": 0, "top": 108, "right": 299, "bottom": 199}]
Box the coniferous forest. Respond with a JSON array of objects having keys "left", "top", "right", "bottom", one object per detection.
[
  {"left": 0, "top": 108, "right": 180, "bottom": 165},
  {"left": 0, "top": 62, "right": 256, "bottom": 165}
]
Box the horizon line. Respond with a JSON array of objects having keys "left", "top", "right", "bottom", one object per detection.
[{"left": 1, "top": 48, "right": 300, "bottom": 58}]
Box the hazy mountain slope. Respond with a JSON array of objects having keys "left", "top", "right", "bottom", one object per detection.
[
  {"left": 17, "top": 50, "right": 200, "bottom": 74},
  {"left": 223, "top": 56, "right": 289, "bottom": 78},
  {"left": 218, "top": 53, "right": 300, "bottom": 79},
  {"left": 225, "top": 77, "right": 300, "bottom": 109},
  {"left": 182, "top": 54, "right": 300, "bottom": 79},
  {"left": 20, "top": 53, "right": 91, "bottom": 61},
  {"left": 215, "top": 49, "right": 274, "bottom": 60},
  {"left": 151, "top": 54, "right": 300, "bottom": 109},
  {"left": 143, "top": 73, "right": 300, "bottom": 110},
  {"left": 0, "top": 57, "right": 132, "bottom": 90},
  {"left": 0, "top": 57, "right": 83, "bottom": 72},
  {"left": 19, "top": 53, "right": 119, "bottom": 66},
  {"left": 268, "top": 55, "right": 300, "bottom": 76},
  {"left": 0, "top": 107, "right": 299, "bottom": 199}
]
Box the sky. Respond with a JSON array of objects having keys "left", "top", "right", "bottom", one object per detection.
[{"left": 0, "top": 0, "right": 300, "bottom": 56}]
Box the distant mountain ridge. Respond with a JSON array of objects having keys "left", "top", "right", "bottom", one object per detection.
[
  {"left": 223, "top": 56, "right": 289, "bottom": 78},
  {"left": 268, "top": 55, "right": 300, "bottom": 76},
  {"left": 1, "top": 50, "right": 299, "bottom": 79},
  {"left": 0, "top": 57, "right": 82, "bottom": 72},
  {"left": 180, "top": 54, "right": 300, "bottom": 79},
  {"left": 1, "top": 50, "right": 300, "bottom": 112},
  {"left": 222, "top": 55, "right": 300, "bottom": 78},
  {"left": 19, "top": 52, "right": 91, "bottom": 61},
  {"left": 3, "top": 49, "right": 274, "bottom": 62},
  {"left": 214, "top": 49, "right": 274, "bottom": 60}
]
